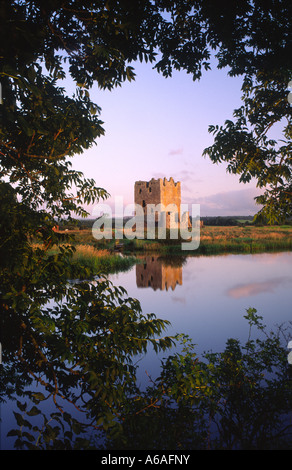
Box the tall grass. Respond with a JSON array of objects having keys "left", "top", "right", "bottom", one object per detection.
[
  {"left": 50, "top": 225, "right": 292, "bottom": 256},
  {"left": 32, "top": 243, "right": 138, "bottom": 275},
  {"left": 121, "top": 225, "right": 292, "bottom": 254},
  {"left": 71, "top": 244, "right": 137, "bottom": 274}
]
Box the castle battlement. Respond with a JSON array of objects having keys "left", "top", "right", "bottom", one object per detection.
[
  {"left": 135, "top": 177, "right": 180, "bottom": 188},
  {"left": 162, "top": 176, "right": 180, "bottom": 187}
]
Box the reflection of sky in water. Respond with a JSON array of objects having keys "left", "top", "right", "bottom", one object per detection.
[
  {"left": 110, "top": 252, "right": 292, "bottom": 382},
  {"left": 226, "top": 277, "right": 291, "bottom": 299}
]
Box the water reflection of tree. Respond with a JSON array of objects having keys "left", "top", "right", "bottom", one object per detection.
[
  {"left": 1, "top": 266, "right": 174, "bottom": 450},
  {"left": 106, "top": 310, "right": 292, "bottom": 450},
  {"left": 2, "top": 301, "right": 292, "bottom": 449}
]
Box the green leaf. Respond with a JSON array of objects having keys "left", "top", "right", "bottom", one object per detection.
[{"left": 27, "top": 406, "right": 41, "bottom": 417}]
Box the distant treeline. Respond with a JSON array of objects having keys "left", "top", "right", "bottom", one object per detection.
[
  {"left": 200, "top": 216, "right": 292, "bottom": 226},
  {"left": 200, "top": 216, "right": 254, "bottom": 226},
  {"left": 56, "top": 216, "right": 252, "bottom": 229},
  {"left": 56, "top": 215, "right": 291, "bottom": 230}
]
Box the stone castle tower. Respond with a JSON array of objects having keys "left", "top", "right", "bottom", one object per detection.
[{"left": 134, "top": 177, "right": 184, "bottom": 229}]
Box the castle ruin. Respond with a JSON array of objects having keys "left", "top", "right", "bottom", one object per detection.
[{"left": 134, "top": 177, "right": 188, "bottom": 229}]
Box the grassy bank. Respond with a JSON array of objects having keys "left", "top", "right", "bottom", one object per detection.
[
  {"left": 70, "top": 244, "right": 137, "bottom": 274},
  {"left": 36, "top": 226, "right": 291, "bottom": 278},
  {"left": 63, "top": 224, "right": 292, "bottom": 256},
  {"left": 192, "top": 225, "right": 292, "bottom": 255},
  {"left": 32, "top": 243, "right": 138, "bottom": 276}
]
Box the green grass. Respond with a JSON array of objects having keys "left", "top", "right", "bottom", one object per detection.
[
  {"left": 32, "top": 225, "right": 292, "bottom": 280},
  {"left": 32, "top": 242, "right": 138, "bottom": 276},
  {"left": 52, "top": 225, "right": 292, "bottom": 257},
  {"left": 120, "top": 225, "right": 292, "bottom": 255},
  {"left": 71, "top": 244, "right": 137, "bottom": 274}
]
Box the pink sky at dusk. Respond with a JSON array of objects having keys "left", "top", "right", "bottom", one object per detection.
[{"left": 69, "top": 60, "right": 265, "bottom": 217}]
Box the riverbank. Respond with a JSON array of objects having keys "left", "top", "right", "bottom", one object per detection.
[
  {"left": 32, "top": 243, "right": 138, "bottom": 275},
  {"left": 69, "top": 245, "right": 138, "bottom": 273},
  {"left": 63, "top": 224, "right": 292, "bottom": 256},
  {"left": 34, "top": 225, "right": 291, "bottom": 276}
]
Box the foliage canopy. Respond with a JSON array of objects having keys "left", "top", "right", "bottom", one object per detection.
[{"left": 1, "top": 0, "right": 291, "bottom": 222}]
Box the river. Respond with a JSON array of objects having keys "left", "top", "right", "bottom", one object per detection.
[
  {"left": 109, "top": 251, "right": 292, "bottom": 384},
  {"left": 1, "top": 251, "right": 292, "bottom": 449}
]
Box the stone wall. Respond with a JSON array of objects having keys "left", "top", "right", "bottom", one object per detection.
[
  {"left": 134, "top": 178, "right": 162, "bottom": 215},
  {"left": 160, "top": 177, "right": 181, "bottom": 221},
  {"left": 134, "top": 177, "right": 181, "bottom": 228}
]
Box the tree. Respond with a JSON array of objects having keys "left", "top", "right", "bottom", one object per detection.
[
  {"left": 203, "top": 70, "right": 292, "bottom": 224},
  {"left": 1, "top": 1, "right": 291, "bottom": 224},
  {"left": 199, "top": 1, "right": 292, "bottom": 223},
  {"left": 104, "top": 310, "right": 292, "bottom": 450},
  {"left": 5, "top": 310, "right": 292, "bottom": 449}
]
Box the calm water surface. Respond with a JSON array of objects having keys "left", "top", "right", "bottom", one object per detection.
[
  {"left": 110, "top": 251, "right": 292, "bottom": 383},
  {"left": 1, "top": 251, "right": 292, "bottom": 449}
]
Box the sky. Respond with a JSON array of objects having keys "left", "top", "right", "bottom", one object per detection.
[{"left": 69, "top": 59, "right": 265, "bottom": 218}]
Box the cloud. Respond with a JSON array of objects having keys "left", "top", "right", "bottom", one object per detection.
[
  {"left": 168, "top": 148, "right": 184, "bottom": 156},
  {"left": 185, "top": 187, "right": 264, "bottom": 216},
  {"left": 171, "top": 295, "right": 186, "bottom": 304},
  {"left": 226, "top": 277, "right": 292, "bottom": 299},
  {"left": 177, "top": 170, "right": 201, "bottom": 182},
  {"left": 170, "top": 170, "right": 204, "bottom": 193}
]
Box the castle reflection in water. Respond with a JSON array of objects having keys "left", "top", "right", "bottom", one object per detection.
[{"left": 136, "top": 256, "right": 183, "bottom": 291}]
